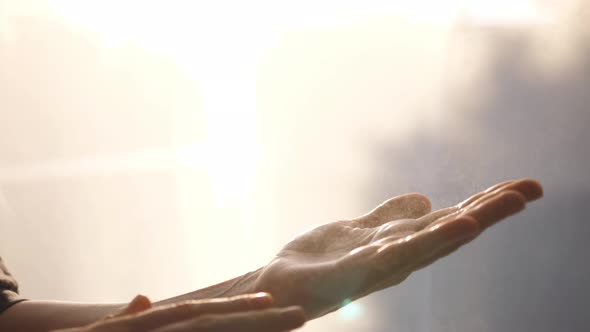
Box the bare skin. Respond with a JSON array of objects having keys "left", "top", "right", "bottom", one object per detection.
[
  {"left": 252, "top": 179, "right": 543, "bottom": 318},
  {"left": 0, "top": 179, "right": 543, "bottom": 330},
  {"left": 52, "top": 293, "right": 305, "bottom": 332}
]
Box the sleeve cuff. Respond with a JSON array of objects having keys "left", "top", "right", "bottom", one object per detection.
[{"left": 0, "top": 290, "right": 28, "bottom": 315}]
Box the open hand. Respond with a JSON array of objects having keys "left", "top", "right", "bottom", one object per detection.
[{"left": 254, "top": 179, "right": 543, "bottom": 318}]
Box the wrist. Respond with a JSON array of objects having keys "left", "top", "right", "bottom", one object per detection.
[{"left": 155, "top": 267, "right": 264, "bottom": 306}]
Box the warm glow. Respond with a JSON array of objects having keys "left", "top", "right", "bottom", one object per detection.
[
  {"left": 32, "top": 0, "right": 544, "bottom": 193},
  {"left": 1, "top": 2, "right": 574, "bottom": 331},
  {"left": 41, "top": 1, "right": 268, "bottom": 213},
  {"left": 0, "top": 0, "right": 549, "bottom": 293}
]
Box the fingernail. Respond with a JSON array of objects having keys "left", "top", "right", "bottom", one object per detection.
[{"left": 248, "top": 292, "right": 274, "bottom": 308}]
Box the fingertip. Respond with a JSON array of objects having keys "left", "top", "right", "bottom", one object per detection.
[
  {"left": 466, "top": 190, "right": 526, "bottom": 230},
  {"left": 415, "top": 193, "right": 433, "bottom": 212},
  {"left": 248, "top": 292, "right": 275, "bottom": 308},
  {"left": 128, "top": 294, "right": 152, "bottom": 313},
  {"left": 133, "top": 294, "right": 152, "bottom": 305},
  {"left": 404, "top": 193, "right": 432, "bottom": 216},
  {"left": 500, "top": 190, "right": 527, "bottom": 209},
  {"left": 280, "top": 306, "right": 306, "bottom": 327},
  {"left": 253, "top": 292, "right": 272, "bottom": 299},
  {"left": 114, "top": 294, "right": 152, "bottom": 318},
  {"left": 518, "top": 178, "right": 544, "bottom": 201}
]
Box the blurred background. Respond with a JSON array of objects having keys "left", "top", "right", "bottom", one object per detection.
[{"left": 1, "top": 0, "right": 589, "bottom": 331}]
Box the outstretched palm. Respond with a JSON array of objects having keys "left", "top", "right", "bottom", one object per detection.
[{"left": 254, "top": 179, "right": 543, "bottom": 319}]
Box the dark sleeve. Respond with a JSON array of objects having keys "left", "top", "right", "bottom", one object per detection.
[{"left": 0, "top": 256, "right": 26, "bottom": 315}]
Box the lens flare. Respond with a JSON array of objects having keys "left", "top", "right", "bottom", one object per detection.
[{"left": 340, "top": 299, "right": 363, "bottom": 320}]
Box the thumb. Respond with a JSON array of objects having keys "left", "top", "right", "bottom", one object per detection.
[{"left": 350, "top": 193, "right": 432, "bottom": 228}]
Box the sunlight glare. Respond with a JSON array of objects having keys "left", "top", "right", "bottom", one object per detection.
[
  {"left": 43, "top": 1, "right": 264, "bottom": 213},
  {"left": 4, "top": 0, "right": 544, "bottom": 236},
  {"left": 340, "top": 299, "right": 363, "bottom": 320},
  {"left": 10, "top": 0, "right": 546, "bottom": 287}
]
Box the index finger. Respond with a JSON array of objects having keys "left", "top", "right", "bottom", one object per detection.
[
  {"left": 94, "top": 293, "right": 274, "bottom": 332},
  {"left": 152, "top": 307, "right": 306, "bottom": 332},
  {"left": 374, "top": 216, "right": 479, "bottom": 274}
]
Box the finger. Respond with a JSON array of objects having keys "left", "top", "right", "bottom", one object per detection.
[
  {"left": 354, "top": 216, "right": 479, "bottom": 295},
  {"left": 151, "top": 306, "right": 305, "bottom": 332},
  {"left": 494, "top": 178, "right": 543, "bottom": 202},
  {"left": 373, "top": 216, "right": 479, "bottom": 274},
  {"left": 95, "top": 293, "right": 274, "bottom": 331},
  {"left": 367, "top": 219, "right": 422, "bottom": 242},
  {"left": 453, "top": 182, "right": 524, "bottom": 217},
  {"left": 116, "top": 295, "right": 152, "bottom": 317},
  {"left": 431, "top": 181, "right": 516, "bottom": 221},
  {"left": 350, "top": 193, "right": 432, "bottom": 228},
  {"left": 416, "top": 178, "right": 540, "bottom": 229},
  {"left": 336, "top": 217, "right": 478, "bottom": 300},
  {"left": 462, "top": 190, "right": 526, "bottom": 230},
  {"left": 336, "top": 230, "right": 415, "bottom": 276},
  {"left": 339, "top": 229, "right": 416, "bottom": 268},
  {"left": 369, "top": 181, "right": 541, "bottom": 292},
  {"left": 412, "top": 229, "right": 477, "bottom": 272},
  {"left": 457, "top": 180, "right": 515, "bottom": 208},
  {"left": 414, "top": 206, "right": 458, "bottom": 229},
  {"left": 429, "top": 189, "right": 526, "bottom": 231},
  {"left": 374, "top": 219, "right": 480, "bottom": 293},
  {"left": 458, "top": 178, "right": 542, "bottom": 209},
  {"left": 100, "top": 295, "right": 153, "bottom": 323}
]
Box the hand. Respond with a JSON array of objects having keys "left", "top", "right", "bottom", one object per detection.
[
  {"left": 51, "top": 293, "right": 305, "bottom": 332},
  {"left": 254, "top": 179, "right": 543, "bottom": 319}
]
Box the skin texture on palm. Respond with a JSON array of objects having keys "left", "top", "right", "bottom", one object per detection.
[{"left": 254, "top": 179, "right": 543, "bottom": 319}]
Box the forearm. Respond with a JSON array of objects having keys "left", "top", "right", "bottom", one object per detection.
[
  {"left": 0, "top": 300, "right": 124, "bottom": 332},
  {"left": 0, "top": 268, "right": 264, "bottom": 331},
  {"left": 155, "top": 267, "right": 263, "bottom": 306}
]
